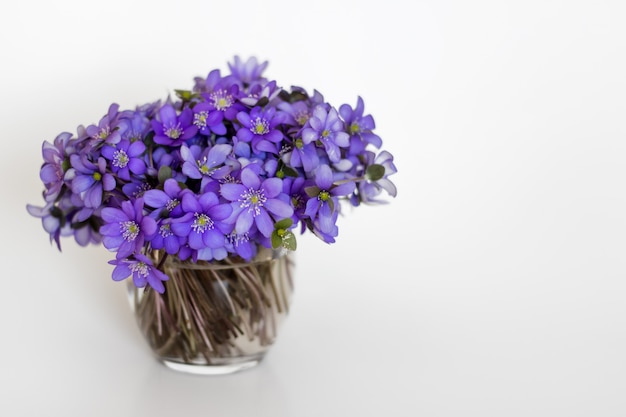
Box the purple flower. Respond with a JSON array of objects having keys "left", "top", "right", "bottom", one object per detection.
[
  {"left": 101, "top": 139, "right": 146, "bottom": 181},
  {"left": 221, "top": 167, "right": 294, "bottom": 237},
  {"left": 121, "top": 179, "right": 152, "bottom": 200},
  {"left": 339, "top": 96, "right": 382, "bottom": 155},
  {"left": 149, "top": 218, "right": 185, "bottom": 255},
  {"left": 228, "top": 56, "right": 268, "bottom": 88},
  {"left": 283, "top": 137, "right": 320, "bottom": 173},
  {"left": 194, "top": 68, "right": 227, "bottom": 93},
  {"left": 39, "top": 132, "right": 74, "bottom": 202},
  {"left": 68, "top": 155, "right": 116, "bottom": 208},
  {"left": 236, "top": 106, "right": 286, "bottom": 154},
  {"left": 225, "top": 231, "right": 257, "bottom": 260},
  {"left": 143, "top": 178, "right": 185, "bottom": 218},
  {"left": 27, "top": 57, "right": 398, "bottom": 295},
  {"left": 151, "top": 104, "right": 198, "bottom": 146},
  {"left": 180, "top": 143, "right": 233, "bottom": 191},
  {"left": 26, "top": 202, "right": 67, "bottom": 250},
  {"left": 304, "top": 164, "right": 355, "bottom": 235},
  {"left": 195, "top": 70, "right": 244, "bottom": 122},
  {"left": 192, "top": 101, "right": 227, "bottom": 136},
  {"left": 357, "top": 151, "right": 398, "bottom": 203},
  {"left": 120, "top": 110, "right": 151, "bottom": 142},
  {"left": 238, "top": 80, "right": 282, "bottom": 107},
  {"left": 100, "top": 198, "right": 157, "bottom": 259},
  {"left": 302, "top": 106, "right": 350, "bottom": 162},
  {"left": 279, "top": 99, "right": 313, "bottom": 127},
  {"left": 109, "top": 253, "right": 168, "bottom": 294},
  {"left": 282, "top": 176, "right": 307, "bottom": 232},
  {"left": 85, "top": 103, "right": 126, "bottom": 146},
  {"left": 170, "top": 192, "right": 233, "bottom": 257}
]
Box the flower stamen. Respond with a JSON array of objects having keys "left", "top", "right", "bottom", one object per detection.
[
  {"left": 250, "top": 117, "right": 270, "bottom": 135},
  {"left": 240, "top": 188, "right": 267, "bottom": 216},
  {"left": 113, "top": 149, "right": 129, "bottom": 168},
  {"left": 191, "top": 213, "right": 213, "bottom": 233},
  {"left": 121, "top": 220, "right": 140, "bottom": 241}
]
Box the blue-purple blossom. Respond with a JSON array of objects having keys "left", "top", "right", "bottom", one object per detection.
[
  {"left": 225, "top": 231, "right": 257, "bottom": 261},
  {"left": 27, "top": 56, "right": 397, "bottom": 294},
  {"left": 180, "top": 144, "right": 233, "bottom": 191},
  {"left": 39, "top": 132, "right": 74, "bottom": 202},
  {"left": 304, "top": 164, "right": 355, "bottom": 235},
  {"left": 195, "top": 70, "right": 244, "bottom": 122},
  {"left": 228, "top": 56, "right": 268, "bottom": 88},
  {"left": 301, "top": 106, "right": 350, "bottom": 162},
  {"left": 121, "top": 110, "right": 151, "bottom": 142},
  {"left": 239, "top": 80, "right": 282, "bottom": 107},
  {"left": 26, "top": 202, "right": 68, "bottom": 250},
  {"left": 101, "top": 139, "right": 146, "bottom": 181},
  {"left": 109, "top": 253, "right": 168, "bottom": 294},
  {"left": 100, "top": 198, "right": 157, "bottom": 259},
  {"left": 143, "top": 178, "right": 186, "bottom": 218},
  {"left": 282, "top": 137, "right": 320, "bottom": 173},
  {"left": 149, "top": 218, "right": 185, "bottom": 255},
  {"left": 356, "top": 151, "right": 398, "bottom": 204},
  {"left": 192, "top": 101, "right": 227, "bottom": 136},
  {"left": 85, "top": 103, "right": 126, "bottom": 146},
  {"left": 236, "top": 106, "right": 286, "bottom": 154},
  {"left": 151, "top": 104, "right": 198, "bottom": 146},
  {"left": 68, "top": 155, "right": 116, "bottom": 208},
  {"left": 170, "top": 192, "right": 233, "bottom": 260},
  {"left": 339, "top": 96, "right": 382, "bottom": 155},
  {"left": 221, "top": 167, "right": 293, "bottom": 238}
]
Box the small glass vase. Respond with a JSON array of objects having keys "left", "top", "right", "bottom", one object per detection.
[{"left": 127, "top": 248, "right": 295, "bottom": 375}]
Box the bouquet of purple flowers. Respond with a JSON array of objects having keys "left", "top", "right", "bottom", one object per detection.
[{"left": 27, "top": 56, "right": 397, "bottom": 294}]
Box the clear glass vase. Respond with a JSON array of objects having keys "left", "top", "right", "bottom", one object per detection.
[{"left": 127, "top": 248, "right": 295, "bottom": 375}]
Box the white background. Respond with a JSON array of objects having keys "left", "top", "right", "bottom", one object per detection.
[{"left": 2, "top": 0, "right": 626, "bottom": 415}]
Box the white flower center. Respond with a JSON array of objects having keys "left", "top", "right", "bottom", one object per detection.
[
  {"left": 250, "top": 117, "right": 270, "bottom": 135},
  {"left": 166, "top": 199, "right": 179, "bottom": 211},
  {"left": 210, "top": 90, "right": 234, "bottom": 111},
  {"left": 194, "top": 111, "right": 209, "bottom": 128},
  {"left": 113, "top": 149, "right": 129, "bottom": 168},
  {"left": 121, "top": 220, "right": 139, "bottom": 241},
  {"left": 191, "top": 213, "right": 213, "bottom": 233},
  {"left": 159, "top": 224, "right": 173, "bottom": 237},
  {"left": 130, "top": 261, "right": 149, "bottom": 277},
  {"left": 164, "top": 123, "right": 183, "bottom": 139},
  {"left": 240, "top": 188, "right": 266, "bottom": 216}
]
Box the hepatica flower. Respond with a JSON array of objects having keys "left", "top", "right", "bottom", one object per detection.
[
  {"left": 100, "top": 198, "right": 157, "bottom": 259},
  {"left": 101, "top": 139, "right": 146, "bottom": 181},
  {"left": 302, "top": 105, "right": 350, "bottom": 162},
  {"left": 68, "top": 155, "right": 116, "bottom": 209},
  {"left": 170, "top": 191, "right": 233, "bottom": 257},
  {"left": 27, "top": 56, "right": 398, "bottom": 293},
  {"left": 236, "top": 106, "right": 286, "bottom": 154},
  {"left": 305, "top": 164, "right": 355, "bottom": 236},
  {"left": 221, "top": 167, "right": 293, "bottom": 238},
  {"left": 151, "top": 104, "right": 198, "bottom": 146},
  {"left": 109, "top": 254, "right": 168, "bottom": 294}
]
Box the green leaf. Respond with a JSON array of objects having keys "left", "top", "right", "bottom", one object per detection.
[
  {"left": 175, "top": 89, "right": 193, "bottom": 101},
  {"left": 271, "top": 232, "right": 282, "bottom": 249},
  {"left": 366, "top": 164, "right": 385, "bottom": 181},
  {"left": 281, "top": 231, "right": 297, "bottom": 251},
  {"left": 305, "top": 186, "right": 320, "bottom": 198},
  {"left": 158, "top": 166, "right": 172, "bottom": 184},
  {"left": 282, "top": 165, "right": 299, "bottom": 177},
  {"left": 274, "top": 218, "right": 293, "bottom": 230}
]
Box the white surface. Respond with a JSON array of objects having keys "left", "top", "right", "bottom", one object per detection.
[{"left": 2, "top": 1, "right": 626, "bottom": 416}]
